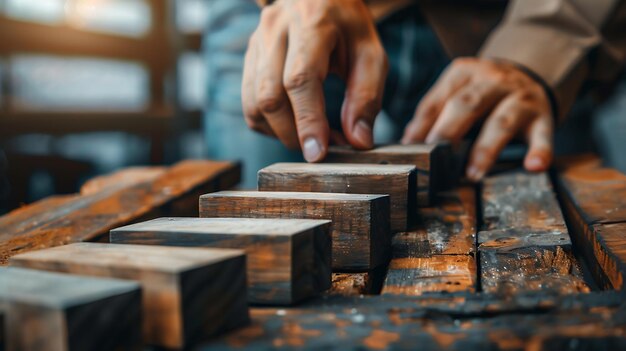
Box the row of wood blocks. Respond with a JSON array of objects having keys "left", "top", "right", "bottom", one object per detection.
[{"left": 0, "top": 144, "right": 451, "bottom": 350}]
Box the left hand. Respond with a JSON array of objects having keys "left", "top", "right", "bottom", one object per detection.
[{"left": 401, "top": 57, "right": 554, "bottom": 181}]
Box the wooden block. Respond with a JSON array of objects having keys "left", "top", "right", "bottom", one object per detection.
[
  {"left": 0, "top": 267, "right": 141, "bottom": 351},
  {"left": 382, "top": 255, "right": 476, "bottom": 295},
  {"left": 328, "top": 265, "right": 388, "bottom": 296},
  {"left": 324, "top": 144, "right": 451, "bottom": 206},
  {"left": 110, "top": 218, "right": 332, "bottom": 305},
  {"left": 0, "top": 160, "right": 241, "bottom": 265},
  {"left": 479, "top": 171, "right": 589, "bottom": 294},
  {"left": 200, "top": 191, "right": 390, "bottom": 270},
  {"left": 257, "top": 163, "right": 416, "bottom": 231},
  {"left": 10, "top": 243, "right": 249, "bottom": 349}
]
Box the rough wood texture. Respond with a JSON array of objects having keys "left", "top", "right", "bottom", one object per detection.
[
  {"left": 110, "top": 217, "right": 332, "bottom": 305},
  {"left": 257, "top": 163, "right": 416, "bottom": 231},
  {"left": 557, "top": 156, "right": 626, "bottom": 290},
  {"left": 200, "top": 191, "right": 391, "bottom": 271},
  {"left": 324, "top": 144, "right": 452, "bottom": 207},
  {"left": 10, "top": 243, "right": 249, "bottom": 349},
  {"left": 0, "top": 160, "right": 241, "bottom": 265},
  {"left": 479, "top": 171, "right": 588, "bottom": 294},
  {"left": 0, "top": 267, "right": 141, "bottom": 351},
  {"left": 197, "top": 292, "right": 626, "bottom": 350},
  {"left": 382, "top": 186, "right": 477, "bottom": 296}
]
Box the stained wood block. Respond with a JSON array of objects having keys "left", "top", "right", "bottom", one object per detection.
[
  {"left": 0, "top": 160, "right": 241, "bottom": 265},
  {"left": 382, "top": 255, "right": 476, "bottom": 295},
  {"left": 257, "top": 163, "right": 416, "bottom": 231},
  {"left": 557, "top": 157, "right": 626, "bottom": 290},
  {"left": 110, "top": 218, "right": 332, "bottom": 305},
  {"left": 200, "top": 191, "right": 390, "bottom": 270},
  {"left": 479, "top": 170, "right": 588, "bottom": 294},
  {"left": 0, "top": 267, "right": 141, "bottom": 351},
  {"left": 324, "top": 144, "right": 452, "bottom": 206},
  {"left": 10, "top": 243, "right": 249, "bottom": 349}
]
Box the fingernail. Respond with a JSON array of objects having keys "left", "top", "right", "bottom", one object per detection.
[
  {"left": 526, "top": 156, "right": 545, "bottom": 170},
  {"left": 303, "top": 137, "right": 323, "bottom": 162},
  {"left": 353, "top": 120, "right": 373, "bottom": 148}
]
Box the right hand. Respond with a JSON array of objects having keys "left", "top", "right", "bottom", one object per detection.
[{"left": 242, "top": 0, "right": 388, "bottom": 162}]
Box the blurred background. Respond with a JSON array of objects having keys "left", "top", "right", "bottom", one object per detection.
[{"left": 0, "top": 0, "right": 624, "bottom": 215}]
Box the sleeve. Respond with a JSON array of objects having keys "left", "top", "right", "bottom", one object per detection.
[{"left": 479, "top": 0, "right": 626, "bottom": 121}]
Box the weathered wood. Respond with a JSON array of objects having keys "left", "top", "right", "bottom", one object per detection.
[
  {"left": 382, "top": 186, "right": 477, "bottom": 296},
  {"left": 200, "top": 191, "right": 391, "bottom": 271},
  {"left": 328, "top": 265, "right": 389, "bottom": 296},
  {"left": 0, "top": 267, "right": 142, "bottom": 351},
  {"left": 197, "top": 292, "right": 626, "bottom": 350},
  {"left": 324, "top": 144, "right": 451, "bottom": 207},
  {"left": 0, "top": 160, "right": 241, "bottom": 265},
  {"left": 79, "top": 166, "right": 166, "bottom": 195},
  {"left": 479, "top": 171, "right": 588, "bottom": 294},
  {"left": 557, "top": 157, "right": 626, "bottom": 290},
  {"left": 110, "top": 217, "right": 332, "bottom": 305},
  {"left": 10, "top": 243, "right": 249, "bottom": 349},
  {"left": 257, "top": 163, "right": 416, "bottom": 231}
]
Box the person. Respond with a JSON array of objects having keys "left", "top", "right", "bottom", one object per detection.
[{"left": 240, "top": 0, "right": 626, "bottom": 181}]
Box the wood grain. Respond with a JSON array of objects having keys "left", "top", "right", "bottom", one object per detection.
[
  {"left": 0, "top": 160, "right": 241, "bottom": 265},
  {"left": 110, "top": 217, "right": 332, "bottom": 305},
  {"left": 557, "top": 156, "right": 626, "bottom": 290},
  {"left": 200, "top": 191, "right": 391, "bottom": 270},
  {"left": 324, "top": 144, "right": 452, "bottom": 207},
  {"left": 0, "top": 267, "right": 141, "bottom": 351},
  {"left": 479, "top": 171, "right": 588, "bottom": 294},
  {"left": 382, "top": 186, "right": 477, "bottom": 296},
  {"left": 257, "top": 163, "right": 416, "bottom": 231},
  {"left": 10, "top": 243, "right": 249, "bottom": 349}
]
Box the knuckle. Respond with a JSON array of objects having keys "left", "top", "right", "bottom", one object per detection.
[
  {"left": 473, "top": 145, "right": 498, "bottom": 163},
  {"left": 284, "top": 71, "right": 315, "bottom": 92},
  {"left": 451, "top": 89, "right": 481, "bottom": 112},
  {"left": 257, "top": 93, "right": 284, "bottom": 114}
]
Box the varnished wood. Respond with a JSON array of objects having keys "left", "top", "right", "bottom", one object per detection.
[
  {"left": 0, "top": 160, "right": 241, "bottom": 265},
  {"left": 110, "top": 218, "right": 332, "bottom": 305},
  {"left": 479, "top": 171, "right": 588, "bottom": 294},
  {"left": 382, "top": 186, "right": 477, "bottom": 296},
  {"left": 199, "top": 191, "right": 391, "bottom": 270},
  {"left": 324, "top": 144, "right": 451, "bottom": 206},
  {"left": 257, "top": 163, "right": 416, "bottom": 231},
  {"left": 0, "top": 267, "right": 142, "bottom": 351},
  {"left": 557, "top": 156, "right": 626, "bottom": 290},
  {"left": 10, "top": 243, "right": 249, "bottom": 349}
]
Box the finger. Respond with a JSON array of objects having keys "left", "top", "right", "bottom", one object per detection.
[
  {"left": 340, "top": 41, "right": 387, "bottom": 149},
  {"left": 524, "top": 116, "right": 554, "bottom": 172},
  {"left": 255, "top": 8, "right": 299, "bottom": 149},
  {"left": 283, "top": 23, "right": 335, "bottom": 162},
  {"left": 242, "top": 33, "right": 274, "bottom": 136},
  {"left": 425, "top": 80, "right": 507, "bottom": 144},
  {"left": 465, "top": 95, "right": 533, "bottom": 181},
  {"left": 401, "top": 62, "right": 472, "bottom": 144}
]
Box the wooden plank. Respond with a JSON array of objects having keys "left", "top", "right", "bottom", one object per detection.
[
  {"left": 479, "top": 171, "right": 589, "bottom": 294},
  {"left": 0, "top": 267, "right": 142, "bottom": 351},
  {"left": 257, "top": 163, "right": 416, "bottom": 232},
  {"left": 0, "top": 160, "right": 241, "bottom": 265},
  {"left": 557, "top": 157, "right": 626, "bottom": 290},
  {"left": 323, "top": 144, "right": 452, "bottom": 207},
  {"left": 80, "top": 166, "right": 167, "bottom": 195},
  {"left": 10, "top": 243, "right": 249, "bottom": 349},
  {"left": 199, "top": 191, "right": 391, "bottom": 271},
  {"left": 382, "top": 186, "right": 477, "bottom": 296},
  {"left": 110, "top": 218, "right": 332, "bottom": 305}
]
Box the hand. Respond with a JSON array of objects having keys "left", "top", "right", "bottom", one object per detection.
[
  {"left": 401, "top": 57, "right": 554, "bottom": 181},
  {"left": 242, "top": 0, "right": 388, "bottom": 162}
]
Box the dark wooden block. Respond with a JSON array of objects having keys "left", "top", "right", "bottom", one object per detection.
[
  {"left": 479, "top": 171, "right": 589, "bottom": 294},
  {"left": 0, "top": 160, "right": 241, "bottom": 265},
  {"left": 200, "top": 191, "right": 390, "bottom": 270},
  {"left": 10, "top": 243, "right": 249, "bottom": 349},
  {"left": 0, "top": 267, "right": 141, "bottom": 351},
  {"left": 257, "top": 163, "right": 416, "bottom": 231},
  {"left": 110, "top": 218, "right": 332, "bottom": 305},
  {"left": 324, "top": 144, "right": 451, "bottom": 206}
]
